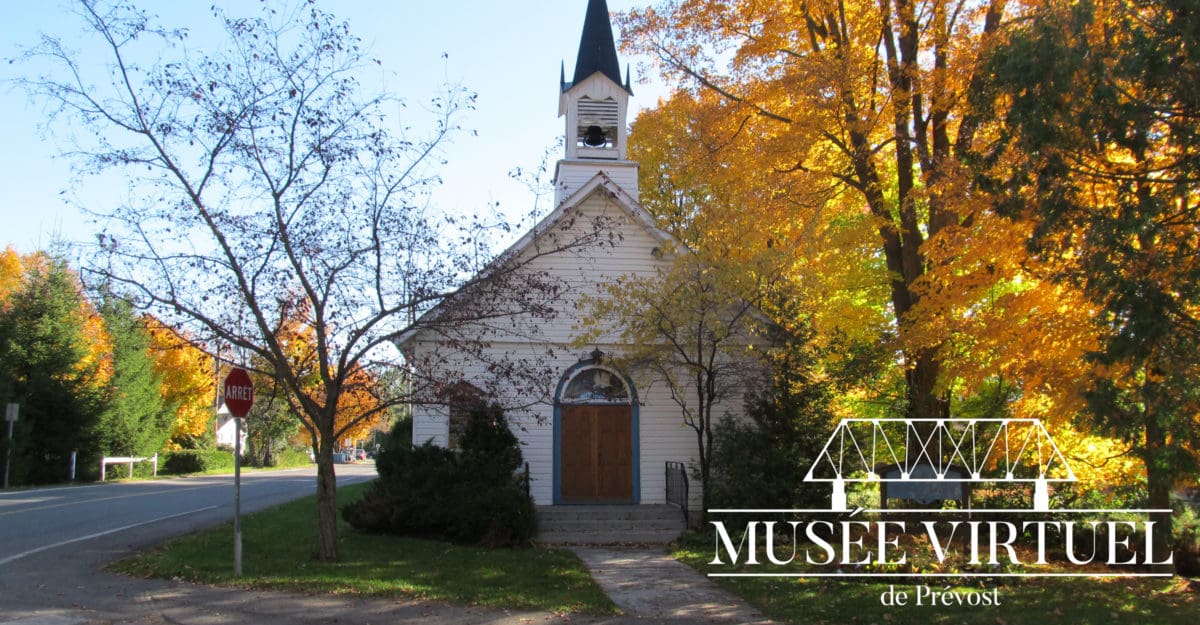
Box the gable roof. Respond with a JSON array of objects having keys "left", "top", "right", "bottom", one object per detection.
[
  {"left": 394, "top": 171, "right": 678, "bottom": 350},
  {"left": 511, "top": 172, "right": 672, "bottom": 260}
]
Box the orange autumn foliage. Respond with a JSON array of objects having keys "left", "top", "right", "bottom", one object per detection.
[{"left": 262, "top": 298, "right": 385, "bottom": 449}]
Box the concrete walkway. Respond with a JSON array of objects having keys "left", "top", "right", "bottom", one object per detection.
[{"left": 570, "top": 547, "right": 778, "bottom": 624}]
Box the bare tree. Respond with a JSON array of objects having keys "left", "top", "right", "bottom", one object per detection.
[
  {"left": 18, "top": 0, "right": 600, "bottom": 560},
  {"left": 575, "top": 252, "right": 774, "bottom": 521}
]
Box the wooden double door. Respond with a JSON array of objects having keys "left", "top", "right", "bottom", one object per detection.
[{"left": 560, "top": 404, "right": 634, "bottom": 502}]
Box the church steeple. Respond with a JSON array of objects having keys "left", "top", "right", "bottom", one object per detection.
[
  {"left": 565, "top": 0, "right": 631, "bottom": 94},
  {"left": 555, "top": 0, "right": 638, "bottom": 206}
]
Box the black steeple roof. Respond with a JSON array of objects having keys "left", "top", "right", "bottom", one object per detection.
[{"left": 565, "top": 0, "right": 632, "bottom": 93}]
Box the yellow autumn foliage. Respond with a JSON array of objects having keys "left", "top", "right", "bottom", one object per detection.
[
  {"left": 621, "top": 0, "right": 1153, "bottom": 490},
  {"left": 0, "top": 247, "right": 22, "bottom": 303},
  {"left": 145, "top": 318, "right": 215, "bottom": 448},
  {"left": 909, "top": 213, "right": 1102, "bottom": 426}
]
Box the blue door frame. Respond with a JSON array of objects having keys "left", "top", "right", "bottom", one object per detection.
[{"left": 551, "top": 355, "right": 640, "bottom": 504}]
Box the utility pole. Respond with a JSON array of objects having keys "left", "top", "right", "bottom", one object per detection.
[{"left": 4, "top": 403, "right": 18, "bottom": 489}]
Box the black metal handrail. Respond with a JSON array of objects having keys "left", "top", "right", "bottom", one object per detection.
[
  {"left": 665, "top": 461, "right": 689, "bottom": 527},
  {"left": 522, "top": 461, "right": 530, "bottom": 497}
]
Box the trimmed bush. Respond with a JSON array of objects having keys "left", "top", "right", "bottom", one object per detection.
[
  {"left": 343, "top": 403, "right": 535, "bottom": 546},
  {"left": 271, "top": 447, "right": 313, "bottom": 468},
  {"left": 162, "top": 449, "right": 235, "bottom": 474}
]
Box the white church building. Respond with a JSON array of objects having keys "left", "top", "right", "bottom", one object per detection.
[{"left": 398, "top": 0, "right": 744, "bottom": 513}]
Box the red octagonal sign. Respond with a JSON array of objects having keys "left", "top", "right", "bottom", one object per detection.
[{"left": 223, "top": 367, "right": 254, "bottom": 418}]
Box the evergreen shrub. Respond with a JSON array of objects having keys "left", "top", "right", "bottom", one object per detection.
[
  {"left": 707, "top": 378, "right": 832, "bottom": 514},
  {"left": 343, "top": 403, "right": 535, "bottom": 546},
  {"left": 162, "top": 449, "right": 235, "bottom": 474}
]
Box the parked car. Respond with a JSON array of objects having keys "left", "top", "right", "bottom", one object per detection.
[{"left": 354, "top": 448, "right": 367, "bottom": 461}]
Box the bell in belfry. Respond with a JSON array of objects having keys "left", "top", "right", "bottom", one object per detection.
[{"left": 583, "top": 125, "right": 607, "bottom": 147}]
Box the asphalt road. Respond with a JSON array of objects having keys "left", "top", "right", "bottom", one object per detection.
[
  {"left": 0, "top": 464, "right": 377, "bottom": 568},
  {"left": 0, "top": 464, "right": 406, "bottom": 625},
  {"left": 0, "top": 465, "right": 682, "bottom": 625}
]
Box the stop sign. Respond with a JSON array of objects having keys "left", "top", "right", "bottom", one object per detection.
[{"left": 223, "top": 368, "right": 254, "bottom": 418}]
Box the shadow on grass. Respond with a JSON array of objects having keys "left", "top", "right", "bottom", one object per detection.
[{"left": 111, "top": 481, "right": 617, "bottom": 615}]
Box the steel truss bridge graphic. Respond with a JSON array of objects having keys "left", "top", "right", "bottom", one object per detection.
[{"left": 804, "top": 419, "right": 1076, "bottom": 511}]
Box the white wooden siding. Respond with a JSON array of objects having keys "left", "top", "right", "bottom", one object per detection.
[
  {"left": 408, "top": 343, "right": 734, "bottom": 508},
  {"left": 411, "top": 404, "right": 449, "bottom": 448},
  {"left": 407, "top": 185, "right": 742, "bottom": 510},
  {"left": 474, "top": 191, "right": 666, "bottom": 346},
  {"left": 554, "top": 160, "right": 639, "bottom": 209}
]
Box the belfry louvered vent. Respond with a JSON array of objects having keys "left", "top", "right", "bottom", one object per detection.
[
  {"left": 577, "top": 97, "right": 619, "bottom": 152},
  {"left": 579, "top": 97, "right": 619, "bottom": 127}
]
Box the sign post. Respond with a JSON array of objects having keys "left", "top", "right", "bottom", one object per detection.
[
  {"left": 3, "top": 404, "right": 17, "bottom": 490},
  {"left": 223, "top": 368, "right": 254, "bottom": 576}
]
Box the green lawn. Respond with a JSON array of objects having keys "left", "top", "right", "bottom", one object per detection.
[
  {"left": 673, "top": 534, "right": 1199, "bottom": 625},
  {"left": 111, "top": 481, "right": 617, "bottom": 615}
]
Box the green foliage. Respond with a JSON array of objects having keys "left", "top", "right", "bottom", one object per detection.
[
  {"left": 96, "top": 295, "right": 174, "bottom": 458},
  {"left": 458, "top": 402, "right": 522, "bottom": 475},
  {"left": 161, "top": 449, "right": 236, "bottom": 474},
  {"left": 707, "top": 339, "right": 834, "bottom": 513},
  {"left": 170, "top": 429, "right": 216, "bottom": 450},
  {"left": 270, "top": 447, "right": 312, "bottom": 469},
  {"left": 977, "top": 1, "right": 1200, "bottom": 565},
  {"left": 343, "top": 403, "right": 535, "bottom": 547},
  {"left": 243, "top": 381, "right": 303, "bottom": 468},
  {"left": 1053, "top": 472, "right": 1147, "bottom": 511},
  {"left": 373, "top": 415, "right": 413, "bottom": 482},
  {"left": 950, "top": 378, "right": 1018, "bottom": 421},
  {"left": 0, "top": 256, "right": 103, "bottom": 484},
  {"left": 1173, "top": 499, "right": 1200, "bottom": 576}
]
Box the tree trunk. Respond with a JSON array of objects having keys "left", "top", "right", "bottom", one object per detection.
[
  {"left": 1144, "top": 415, "right": 1175, "bottom": 573},
  {"left": 692, "top": 378, "right": 710, "bottom": 525},
  {"left": 906, "top": 349, "right": 946, "bottom": 419},
  {"left": 847, "top": 120, "right": 948, "bottom": 430},
  {"left": 315, "top": 436, "right": 338, "bottom": 561},
  {"left": 696, "top": 425, "right": 710, "bottom": 526}
]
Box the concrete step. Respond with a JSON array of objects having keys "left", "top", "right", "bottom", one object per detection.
[
  {"left": 537, "top": 504, "right": 683, "bottom": 522},
  {"left": 537, "top": 529, "right": 684, "bottom": 545},
  {"left": 542, "top": 518, "right": 683, "bottom": 531},
  {"left": 535, "top": 504, "right": 686, "bottom": 545}
]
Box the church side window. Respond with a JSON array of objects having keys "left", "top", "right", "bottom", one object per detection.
[{"left": 442, "top": 382, "right": 484, "bottom": 450}]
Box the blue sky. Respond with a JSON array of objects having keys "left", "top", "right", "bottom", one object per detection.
[{"left": 0, "top": 0, "right": 667, "bottom": 255}]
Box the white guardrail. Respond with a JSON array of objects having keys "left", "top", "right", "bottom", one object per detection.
[{"left": 100, "top": 453, "right": 158, "bottom": 481}]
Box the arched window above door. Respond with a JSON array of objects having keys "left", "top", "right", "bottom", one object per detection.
[{"left": 560, "top": 366, "right": 629, "bottom": 404}]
